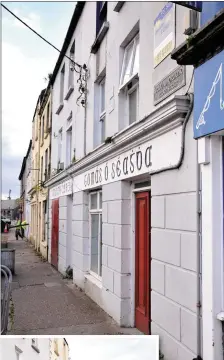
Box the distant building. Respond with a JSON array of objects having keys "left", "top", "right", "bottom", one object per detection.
[
  {"left": 18, "top": 140, "right": 32, "bottom": 237},
  {"left": 28, "top": 89, "right": 46, "bottom": 250},
  {"left": 0, "top": 337, "right": 50, "bottom": 360},
  {"left": 37, "top": 82, "right": 52, "bottom": 259},
  {"left": 1, "top": 199, "right": 18, "bottom": 220}
]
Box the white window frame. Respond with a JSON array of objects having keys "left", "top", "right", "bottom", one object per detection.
[
  {"left": 60, "top": 64, "right": 65, "bottom": 104},
  {"left": 99, "top": 77, "right": 106, "bottom": 143},
  {"left": 89, "top": 191, "right": 102, "bottom": 280},
  {"left": 119, "top": 33, "right": 139, "bottom": 91},
  {"left": 58, "top": 129, "right": 63, "bottom": 164},
  {"left": 68, "top": 41, "right": 75, "bottom": 89},
  {"left": 127, "top": 81, "right": 139, "bottom": 125},
  {"left": 66, "top": 125, "right": 73, "bottom": 166}
]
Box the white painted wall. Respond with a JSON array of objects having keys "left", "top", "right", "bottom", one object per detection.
[
  {"left": 0, "top": 338, "right": 50, "bottom": 360},
  {"left": 51, "top": 2, "right": 96, "bottom": 171},
  {"left": 51, "top": 2, "right": 194, "bottom": 172},
  {"left": 48, "top": 2, "right": 201, "bottom": 359}
]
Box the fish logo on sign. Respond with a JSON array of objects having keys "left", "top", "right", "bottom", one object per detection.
[{"left": 196, "top": 63, "right": 224, "bottom": 130}]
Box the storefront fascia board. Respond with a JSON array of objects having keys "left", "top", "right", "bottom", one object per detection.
[
  {"left": 46, "top": 95, "right": 190, "bottom": 188},
  {"left": 72, "top": 123, "right": 184, "bottom": 193}
]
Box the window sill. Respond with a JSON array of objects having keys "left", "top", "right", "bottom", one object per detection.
[
  {"left": 91, "top": 21, "right": 109, "bottom": 54},
  {"left": 64, "top": 86, "right": 74, "bottom": 101},
  {"left": 40, "top": 141, "right": 44, "bottom": 147},
  {"left": 56, "top": 103, "right": 64, "bottom": 115},
  {"left": 119, "top": 72, "right": 139, "bottom": 93},
  {"left": 85, "top": 273, "right": 102, "bottom": 289},
  {"left": 114, "top": 1, "right": 125, "bottom": 12},
  {"left": 31, "top": 345, "right": 40, "bottom": 354}
]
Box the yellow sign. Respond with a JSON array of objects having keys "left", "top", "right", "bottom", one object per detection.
[{"left": 154, "top": 3, "right": 175, "bottom": 67}]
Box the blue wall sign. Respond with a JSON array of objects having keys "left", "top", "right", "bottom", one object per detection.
[
  {"left": 201, "top": 2, "right": 224, "bottom": 25},
  {"left": 173, "top": 2, "right": 202, "bottom": 12},
  {"left": 194, "top": 50, "right": 224, "bottom": 139}
]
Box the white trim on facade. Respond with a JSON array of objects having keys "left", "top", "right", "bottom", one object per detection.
[{"left": 199, "top": 135, "right": 224, "bottom": 360}]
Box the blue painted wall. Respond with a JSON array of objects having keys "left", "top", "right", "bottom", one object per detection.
[{"left": 201, "top": 1, "right": 224, "bottom": 26}]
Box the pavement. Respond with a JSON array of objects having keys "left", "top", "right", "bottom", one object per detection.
[{"left": 3, "top": 231, "right": 141, "bottom": 335}]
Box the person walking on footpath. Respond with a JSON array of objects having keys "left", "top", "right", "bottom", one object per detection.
[
  {"left": 21, "top": 219, "right": 28, "bottom": 238},
  {"left": 15, "top": 217, "right": 22, "bottom": 240}
]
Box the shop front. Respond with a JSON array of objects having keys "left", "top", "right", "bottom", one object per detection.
[
  {"left": 69, "top": 93, "right": 197, "bottom": 348},
  {"left": 49, "top": 179, "right": 73, "bottom": 273}
]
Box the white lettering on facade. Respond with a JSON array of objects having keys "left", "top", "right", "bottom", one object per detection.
[
  {"left": 50, "top": 179, "right": 72, "bottom": 200},
  {"left": 83, "top": 145, "right": 152, "bottom": 189}
]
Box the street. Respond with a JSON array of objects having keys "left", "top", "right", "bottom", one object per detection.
[{"left": 5, "top": 231, "right": 140, "bottom": 335}]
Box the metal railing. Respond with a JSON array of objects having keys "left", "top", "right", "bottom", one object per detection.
[{"left": 1, "top": 264, "right": 12, "bottom": 334}]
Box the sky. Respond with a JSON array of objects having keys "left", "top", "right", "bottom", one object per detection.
[
  {"left": 2, "top": 1, "right": 76, "bottom": 200},
  {"left": 67, "top": 336, "right": 159, "bottom": 360}
]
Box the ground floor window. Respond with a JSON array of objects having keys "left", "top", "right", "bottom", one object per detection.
[{"left": 89, "top": 191, "right": 102, "bottom": 277}]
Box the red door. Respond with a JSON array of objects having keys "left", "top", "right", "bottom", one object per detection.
[
  {"left": 51, "top": 199, "right": 59, "bottom": 269},
  {"left": 135, "top": 191, "right": 151, "bottom": 334}
]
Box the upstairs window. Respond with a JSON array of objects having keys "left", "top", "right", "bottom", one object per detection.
[
  {"left": 119, "top": 34, "right": 140, "bottom": 127},
  {"left": 40, "top": 156, "right": 43, "bottom": 182},
  {"left": 66, "top": 126, "right": 73, "bottom": 166},
  {"left": 120, "top": 34, "right": 139, "bottom": 89},
  {"left": 58, "top": 129, "right": 63, "bottom": 164},
  {"left": 99, "top": 77, "right": 106, "bottom": 143},
  {"left": 44, "top": 148, "right": 48, "bottom": 181},
  {"left": 46, "top": 102, "right": 50, "bottom": 131},
  {"left": 59, "top": 64, "right": 65, "bottom": 104},
  {"left": 94, "top": 75, "right": 106, "bottom": 148},
  {"left": 96, "top": 1, "right": 107, "bottom": 35},
  {"left": 68, "top": 40, "right": 75, "bottom": 89},
  {"left": 41, "top": 115, "right": 45, "bottom": 143}
]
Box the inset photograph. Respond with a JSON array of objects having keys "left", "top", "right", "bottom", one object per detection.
[{"left": 0, "top": 336, "right": 159, "bottom": 360}]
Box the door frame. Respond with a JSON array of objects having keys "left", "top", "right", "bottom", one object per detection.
[
  {"left": 51, "top": 198, "right": 59, "bottom": 269},
  {"left": 130, "top": 182, "right": 151, "bottom": 329}
]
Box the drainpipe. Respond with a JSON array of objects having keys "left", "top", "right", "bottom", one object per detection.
[
  {"left": 36, "top": 115, "right": 40, "bottom": 252},
  {"left": 83, "top": 70, "right": 87, "bottom": 157},
  {"left": 46, "top": 187, "right": 49, "bottom": 262},
  {"left": 195, "top": 142, "right": 202, "bottom": 360}
]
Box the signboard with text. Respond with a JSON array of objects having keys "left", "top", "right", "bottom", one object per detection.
[
  {"left": 154, "top": 2, "right": 175, "bottom": 67},
  {"left": 50, "top": 179, "right": 72, "bottom": 200},
  {"left": 73, "top": 126, "right": 182, "bottom": 193},
  {"left": 194, "top": 50, "right": 224, "bottom": 139}
]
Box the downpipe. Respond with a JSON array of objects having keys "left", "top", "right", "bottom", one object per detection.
[{"left": 193, "top": 142, "right": 203, "bottom": 360}]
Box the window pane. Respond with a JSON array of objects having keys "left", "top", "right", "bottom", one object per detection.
[
  {"left": 90, "top": 193, "right": 98, "bottom": 209},
  {"left": 91, "top": 214, "right": 99, "bottom": 274},
  {"left": 99, "top": 192, "right": 102, "bottom": 209},
  {"left": 122, "top": 42, "right": 134, "bottom": 85},
  {"left": 100, "top": 115, "right": 105, "bottom": 143},
  {"left": 100, "top": 81, "right": 105, "bottom": 113},
  {"left": 129, "top": 89, "right": 137, "bottom": 124},
  {"left": 133, "top": 37, "right": 139, "bottom": 75}
]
